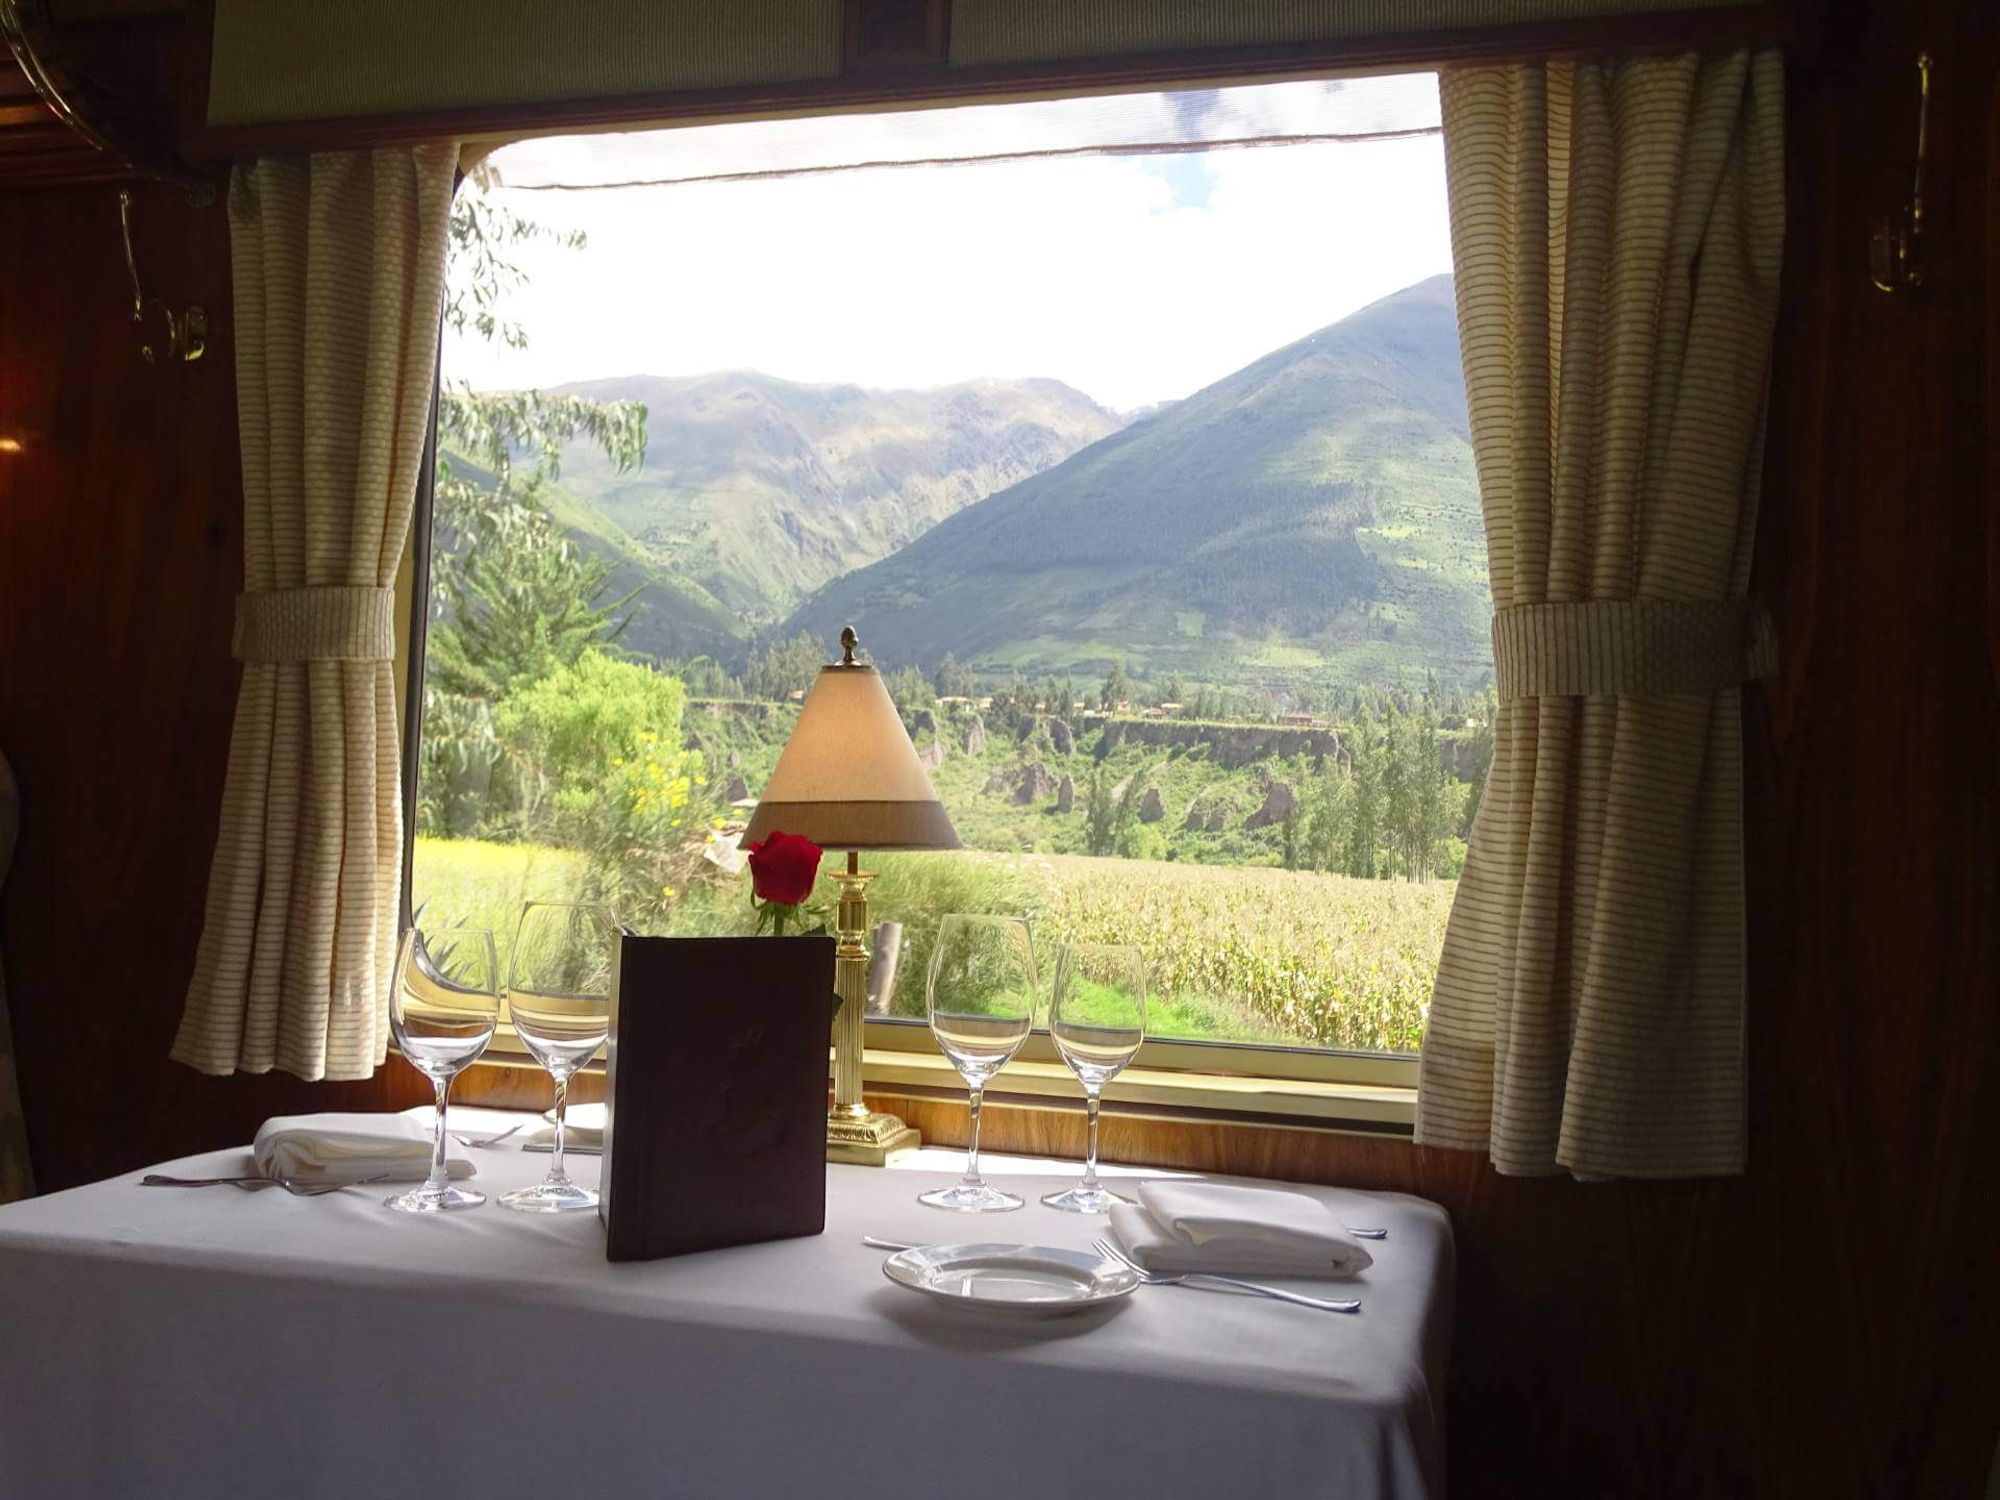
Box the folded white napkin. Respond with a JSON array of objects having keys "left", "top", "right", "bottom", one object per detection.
[
  {"left": 1109, "top": 1181, "right": 1373, "bottom": 1280},
  {"left": 534, "top": 1101, "right": 605, "bottom": 1148},
  {"left": 253, "top": 1113, "right": 474, "bottom": 1184}
]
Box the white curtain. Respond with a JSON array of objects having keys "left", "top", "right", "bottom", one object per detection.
[
  {"left": 173, "top": 145, "right": 456, "bottom": 1081},
  {"left": 1416, "top": 51, "right": 1784, "bottom": 1177}
]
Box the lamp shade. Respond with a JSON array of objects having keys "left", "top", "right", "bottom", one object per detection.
[{"left": 742, "top": 652, "right": 960, "bottom": 852}]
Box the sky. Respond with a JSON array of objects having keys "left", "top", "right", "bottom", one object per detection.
[{"left": 445, "top": 81, "right": 1453, "bottom": 413}]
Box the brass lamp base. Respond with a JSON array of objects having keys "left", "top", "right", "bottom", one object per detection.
[
  {"left": 826, "top": 1105, "right": 921, "bottom": 1166},
  {"left": 823, "top": 854, "right": 921, "bottom": 1165}
]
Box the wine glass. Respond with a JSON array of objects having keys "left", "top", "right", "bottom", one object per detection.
[
  {"left": 1041, "top": 943, "right": 1147, "bottom": 1213},
  {"left": 386, "top": 924, "right": 501, "bottom": 1214},
  {"left": 501, "top": 901, "right": 618, "bottom": 1213},
  {"left": 920, "top": 914, "right": 1037, "bottom": 1212}
]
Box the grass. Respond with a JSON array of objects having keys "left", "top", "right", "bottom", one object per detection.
[
  {"left": 411, "top": 837, "right": 1447, "bottom": 1054},
  {"left": 412, "top": 838, "right": 591, "bottom": 944}
]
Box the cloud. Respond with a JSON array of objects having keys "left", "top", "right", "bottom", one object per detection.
[{"left": 447, "top": 96, "right": 1452, "bottom": 411}]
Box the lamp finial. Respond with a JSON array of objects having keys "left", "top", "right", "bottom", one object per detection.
[{"left": 839, "top": 625, "right": 858, "bottom": 667}]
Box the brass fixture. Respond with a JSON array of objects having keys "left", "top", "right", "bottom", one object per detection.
[
  {"left": 118, "top": 189, "right": 205, "bottom": 365},
  {"left": 1869, "top": 52, "right": 1932, "bottom": 294},
  {"left": 742, "top": 626, "right": 961, "bottom": 1165},
  {"left": 0, "top": 0, "right": 213, "bottom": 204}
]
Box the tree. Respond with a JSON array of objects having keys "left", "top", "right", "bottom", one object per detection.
[
  {"left": 744, "top": 632, "right": 829, "bottom": 701},
  {"left": 1300, "top": 756, "right": 1352, "bottom": 873},
  {"left": 1344, "top": 703, "right": 1383, "bottom": 879},
  {"left": 429, "top": 178, "right": 647, "bottom": 627},
  {"left": 1460, "top": 686, "right": 1497, "bottom": 837},
  {"left": 1100, "top": 660, "right": 1130, "bottom": 712},
  {"left": 426, "top": 504, "right": 632, "bottom": 700},
  {"left": 884, "top": 664, "right": 934, "bottom": 715},
  {"left": 419, "top": 177, "right": 650, "bottom": 840},
  {"left": 497, "top": 649, "right": 696, "bottom": 838},
  {"left": 932, "top": 654, "right": 974, "bottom": 699}
]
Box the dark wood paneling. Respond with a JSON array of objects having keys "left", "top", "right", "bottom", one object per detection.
[
  {"left": 0, "top": 0, "right": 1993, "bottom": 1494},
  {"left": 0, "top": 182, "right": 432, "bottom": 1187}
]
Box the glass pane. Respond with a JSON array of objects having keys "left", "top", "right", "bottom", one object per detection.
[{"left": 410, "top": 76, "right": 1488, "bottom": 1058}]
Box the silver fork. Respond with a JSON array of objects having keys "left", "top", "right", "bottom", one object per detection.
[
  {"left": 453, "top": 1124, "right": 526, "bottom": 1149},
  {"left": 140, "top": 1173, "right": 385, "bottom": 1198},
  {"left": 1091, "top": 1237, "right": 1361, "bottom": 1314}
]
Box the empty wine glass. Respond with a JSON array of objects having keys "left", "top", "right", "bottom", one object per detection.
[
  {"left": 387, "top": 924, "right": 501, "bottom": 1214},
  {"left": 921, "top": 914, "right": 1037, "bottom": 1213},
  {"left": 1042, "top": 943, "right": 1147, "bottom": 1213},
  {"left": 501, "top": 901, "right": 619, "bottom": 1213}
]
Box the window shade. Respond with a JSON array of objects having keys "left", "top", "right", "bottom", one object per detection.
[
  {"left": 949, "top": 0, "right": 1760, "bottom": 67},
  {"left": 205, "top": 0, "right": 844, "bottom": 129}
]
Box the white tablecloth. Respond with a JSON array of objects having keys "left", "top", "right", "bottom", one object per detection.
[{"left": 0, "top": 1126, "right": 1452, "bottom": 1500}]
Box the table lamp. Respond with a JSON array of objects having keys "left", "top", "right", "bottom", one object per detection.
[{"left": 743, "top": 626, "right": 959, "bottom": 1164}]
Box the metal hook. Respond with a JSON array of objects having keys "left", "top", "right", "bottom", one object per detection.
[
  {"left": 1869, "top": 53, "right": 1932, "bottom": 294},
  {"left": 117, "top": 187, "right": 206, "bottom": 365}
]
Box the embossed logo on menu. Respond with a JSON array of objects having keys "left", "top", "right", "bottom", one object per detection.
[{"left": 705, "top": 1024, "right": 789, "bottom": 1157}]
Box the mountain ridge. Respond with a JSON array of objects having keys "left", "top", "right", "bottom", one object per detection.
[
  {"left": 780, "top": 275, "right": 1492, "bottom": 689},
  {"left": 545, "top": 368, "right": 1126, "bottom": 658}
]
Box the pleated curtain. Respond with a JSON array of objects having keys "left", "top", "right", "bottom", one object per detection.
[
  {"left": 172, "top": 145, "right": 457, "bottom": 1081},
  {"left": 1415, "top": 51, "right": 1784, "bottom": 1177}
]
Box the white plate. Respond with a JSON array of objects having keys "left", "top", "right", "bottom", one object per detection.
[{"left": 882, "top": 1243, "right": 1141, "bottom": 1317}]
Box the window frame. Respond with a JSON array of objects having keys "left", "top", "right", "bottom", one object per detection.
[{"left": 400, "top": 99, "right": 1445, "bottom": 1134}]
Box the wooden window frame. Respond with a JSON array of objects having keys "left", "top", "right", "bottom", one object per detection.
[{"left": 392, "top": 1, "right": 1793, "bottom": 1132}]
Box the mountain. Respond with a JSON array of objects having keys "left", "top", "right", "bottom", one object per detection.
[
  {"left": 543, "top": 371, "right": 1125, "bottom": 659},
  {"left": 780, "top": 276, "right": 1492, "bottom": 689}
]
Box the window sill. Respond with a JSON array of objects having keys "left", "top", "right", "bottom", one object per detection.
[
  {"left": 859, "top": 1046, "right": 1415, "bottom": 1133},
  {"left": 473, "top": 1027, "right": 1417, "bottom": 1134}
]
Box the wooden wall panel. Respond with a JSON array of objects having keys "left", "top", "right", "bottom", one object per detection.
[
  {"left": 0, "top": 181, "right": 432, "bottom": 1188},
  {"left": 0, "top": 0, "right": 1993, "bottom": 1494}
]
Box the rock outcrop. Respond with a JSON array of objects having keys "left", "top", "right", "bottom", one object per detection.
[
  {"left": 1012, "top": 761, "right": 1056, "bottom": 804},
  {"left": 1048, "top": 718, "right": 1074, "bottom": 755},
  {"left": 1243, "top": 780, "right": 1297, "bottom": 830},
  {"left": 1138, "top": 786, "right": 1165, "bottom": 823},
  {"left": 1055, "top": 775, "right": 1075, "bottom": 813},
  {"left": 963, "top": 716, "right": 987, "bottom": 756}
]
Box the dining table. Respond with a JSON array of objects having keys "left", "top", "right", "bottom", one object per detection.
[{"left": 0, "top": 1114, "right": 1454, "bottom": 1499}]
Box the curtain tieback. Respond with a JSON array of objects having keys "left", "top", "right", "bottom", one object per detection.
[
  {"left": 232, "top": 586, "right": 397, "bottom": 663},
  {"left": 1492, "top": 598, "right": 1779, "bottom": 701}
]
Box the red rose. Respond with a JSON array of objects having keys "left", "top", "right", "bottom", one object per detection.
[{"left": 744, "top": 830, "right": 823, "bottom": 908}]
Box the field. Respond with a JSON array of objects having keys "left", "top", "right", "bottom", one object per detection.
[{"left": 413, "top": 837, "right": 1448, "bottom": 1054}]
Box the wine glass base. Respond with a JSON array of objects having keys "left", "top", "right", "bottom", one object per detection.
[
  {"left": 1041, "top": 1184, "right": 1134, "bottom": 1215},
  {"left": 500, "top": 1179, "right": 599, "bottom": 1213},
  {"left": 918, "top": 1182, "right": 1023, "bottom": 1213},
  {"left": 384, "top": 1183, "right": 486, "bottom": 1214}
]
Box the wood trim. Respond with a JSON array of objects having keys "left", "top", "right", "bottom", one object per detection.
[{"left": 179, "top": 3, "right": 1790, "bottom": 160}]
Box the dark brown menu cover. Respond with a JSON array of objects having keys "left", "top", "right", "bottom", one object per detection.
[{"left": 601, "top": 935, "right": 834, "bottom": 1262}]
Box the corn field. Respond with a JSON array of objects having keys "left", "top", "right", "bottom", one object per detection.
[{"left": 999, "top": 853, "right": 1450, "bottom": 1053}]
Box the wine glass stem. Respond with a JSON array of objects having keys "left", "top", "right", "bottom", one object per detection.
[
  {"left": 965, "top": 1084, "right": 986, "bottom": 1188},
  {"left": 549, "top": 1074, "right": 568, "bottom": 1182},
  {"left": 1083, "top": 1087, "right": 1102, "bottom": 1190},
  {"left": 429, "top": 1076, "right": 451, "bottom": 1193}
]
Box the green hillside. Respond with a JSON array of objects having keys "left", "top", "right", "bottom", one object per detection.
[
  {"left": 546, "top": 370, "right": 1125, "bottom": 656},
  {"left": 781, "top": 276, "right": 1491, "bottom": 689}
]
